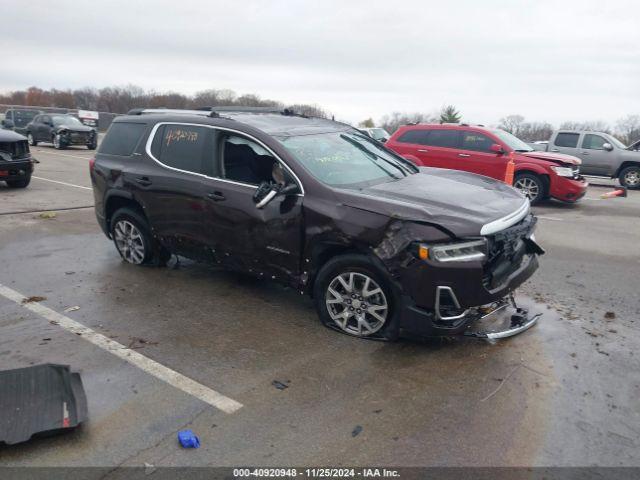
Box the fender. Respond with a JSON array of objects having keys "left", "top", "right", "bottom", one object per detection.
[{"left": 513, "top": 161, "right": 550, "bottom": 176}]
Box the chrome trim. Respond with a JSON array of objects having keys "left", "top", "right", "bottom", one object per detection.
[
  {"left": 485, "top": 314, "right": 539, "bottom": 339},
  {"left": 480, "top": 200, "right": 530, "bottom": 236},
  {"left": 435, "top": 286, "right": 470, "bottom": 321},
  {"left": 144, "top": 122, "right": 305, "bottom": 195}
]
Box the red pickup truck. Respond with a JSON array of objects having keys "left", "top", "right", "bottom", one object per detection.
[{"left": 385, "top": 124, "right": 588, "bottom": 204}]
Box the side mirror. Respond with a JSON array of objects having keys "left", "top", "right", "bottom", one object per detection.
[
  {"left": 253, "top": 182, "right": 297, "bottom": 209},
  {"left": 379, "top": 138, "right": 387, "bottom": 143},
  {"left": 602, "top": 143, "right": 613, "bottom": 151},
  {"left": 490, "top": 143, "right": 504, "bottom": 154},
  {"left": 3, "top": 119, "right": 14, "bottom": 129}
]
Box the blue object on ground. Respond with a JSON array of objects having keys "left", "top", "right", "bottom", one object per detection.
[{"left": 177, "top": 429, "right": 200, "bottom": 448}]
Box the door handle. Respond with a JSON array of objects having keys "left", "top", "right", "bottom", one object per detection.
[
  {"left": 550, "top": 148, "right": 559, "bottom": 152},
  {"left": 458, "top": 153, "right": 471, "bottom": 157},
  {"left": 418, "top": 149, "right": 429, "bottom": 153},
  {"left": 135, "top": 176, "right": 152, "bottom": 186},
  {"left": 207, "top": 191, "right": 226, "bottom": 201},
  {"left": 581, "top": 151, "right": 589, "bottom": 155}
]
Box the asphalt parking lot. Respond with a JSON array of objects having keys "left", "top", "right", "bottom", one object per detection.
[{"left": 1, "top": 144, "right": 639, "bottom": 468}]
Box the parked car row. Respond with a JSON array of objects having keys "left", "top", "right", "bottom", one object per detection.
[{"left": 2, "top": 108, "right": 98, "bottom": 150}]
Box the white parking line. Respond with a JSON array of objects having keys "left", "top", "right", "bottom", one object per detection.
[
  {"left": 536, "top": 215, "right": 563, "bottom": 221},
  {"left": 35, "top": 150, "right": 93, "bottom": 160},
  {"left": 32, "top": 176, "right": 92, "bottom": 190},
  {"left": 0, "top": 283, "right": 243, "bottom": 414}
]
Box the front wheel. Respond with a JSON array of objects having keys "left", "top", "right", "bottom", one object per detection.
[
  {"left": 27, "top": 133, "right": 37, "bottom": 146},
  {"left": 514, "top": 172, "right": 545, "bottom": 205},
  {"left": 619, "top": 165, "right": 640, "bottom": 189},
  {"left": 52, "top": 134, "right": 66, "bottom": 150},
  {"left": 313, "top": 254, "right": 399, "bottom": 340},
  {"left": 6, "top": 175, "right": 31, "bottom": 188}
]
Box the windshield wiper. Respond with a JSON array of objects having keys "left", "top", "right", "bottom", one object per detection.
[{"left": 341, "top": 134, "right": 411, "bottom": 178}]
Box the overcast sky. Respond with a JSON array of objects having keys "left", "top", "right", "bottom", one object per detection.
[{"left": 2, "top": 0, "right": 638, "bottom": 126}]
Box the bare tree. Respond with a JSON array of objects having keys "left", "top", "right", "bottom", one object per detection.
[
  {"left": 615, "top": 115, "right": 640, "bottom": 145},
  {"left": 379, "top": 112, "right": 435, "bottom": 135},
  {"left": 559, "top": 120, "right": 610, "bottom": 133},
  {"left": 498, "top": 115, "right": 525, "bottom": 135},
  {"left": 359, "top": 118, "right": 375, "bottom": 128}
]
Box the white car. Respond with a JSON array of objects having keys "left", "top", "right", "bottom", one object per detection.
[{"left": 360, "top": 127, "right": 390, "bottom": 143}]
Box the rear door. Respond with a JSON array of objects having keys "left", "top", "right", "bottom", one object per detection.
[
  {"left": 457, "top": 130, "right": 507, "bottom": 179},
  {"left": 200, "top": 130, "right": 303, "bottom": 280},
  {"left": 387, "top": 129, "right": 431, "bottom": 165},
  {"left": 133, "top": 123, "right": 213, "bottom": 260},
  {"left": 420, "top": 129, "right": 462, "bottom": 169},
  {"left": 580, "top": 133, "right": 617, "bottom": 176},
  {"left": 37, "top": 115, "right": 51, "bottom": 141}
]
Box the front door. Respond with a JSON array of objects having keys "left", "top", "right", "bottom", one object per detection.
[
  {"left": 580, "top": 133, "right": 617, "bottom": 176},
  {"left": 201, "top": 131, "right": 303, "bottom": 282},
  {"left": 457, "top": 130, "right": 508, "bottom": 179}
]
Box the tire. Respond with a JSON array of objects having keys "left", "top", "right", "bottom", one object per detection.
[
  {"left": 6, "top": 175, "right": 31, "bottom": 188},
  {"left": 27, "top": 132, "right": 37, "bottom": 146},
  {"left": 619, "top": 165, "right": 640, "bottom": 190},
  {"left": 87, "top": 142, "right": 97, "bottom": 150},
  {"left": 514, "top": 172, "right": 545, "bottom": 205},
  {"left": 110, "top": 207, "right": 169, "bottom": 266},
  {"left": 52, "top": 134, "right": 66, "bottom": 150},
  {"left": 313, "top": 254, "right": 399, "bottom": 340}
]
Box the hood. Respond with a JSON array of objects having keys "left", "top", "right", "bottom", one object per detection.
[
  {"left": 55, "top": 124, "right": 94, "bottom": 133},
  {"left": 0, "top": 129, "right": 27, "bottom": 142},
  {"left": 337, "top": 168, "right": 529, "bottom": 238},
  {"left": 519, "top": 150, "right": 581, "bottom": 166}
]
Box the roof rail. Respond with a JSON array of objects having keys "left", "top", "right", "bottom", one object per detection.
[{"left": 127, "top": 106, "right": 306, "bottom": 118}]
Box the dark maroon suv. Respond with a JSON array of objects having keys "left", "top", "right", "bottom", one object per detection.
[{"left": 91, "top": 108, "right": 543, "bottom": 341}]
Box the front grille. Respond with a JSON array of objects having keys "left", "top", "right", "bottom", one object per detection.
[
  {"left": 0, "top": 140, "right": 30, "bottom": 160},
  {"left": 483, "top": 215, "right": 536, "bottom": 289},
  {"left": 70, "top": 132, "right": 89, "bottom": 143}
]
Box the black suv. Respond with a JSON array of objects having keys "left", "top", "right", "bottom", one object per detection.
[
  {"left": 91, "top": 108, "right": 543, "bottom": 340},
  {"left": 0, "top": 129, "right": 34, "bottom": 188},
  {"left": 26, "top": 114, "right": 97, "bottom": 150}
]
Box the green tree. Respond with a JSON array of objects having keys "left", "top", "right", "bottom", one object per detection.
[
  {"left": 359, "top": 118, "right": 375, "bottom": 128},
  {"left": 439, "top": 105, "right": 461, "bottom": 124}
]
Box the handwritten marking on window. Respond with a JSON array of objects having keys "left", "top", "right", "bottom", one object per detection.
[{"left": 165, "top": 129, "right": 199, "bottom": 146}]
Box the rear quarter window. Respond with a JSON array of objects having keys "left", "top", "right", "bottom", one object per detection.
[
  {"left": 99, "top": 122, "right": 147, "bottom": 156},
  {"left": 554, "top": 133, "right": 579, "bottom": 148},
  {"left": 425, "top": 129, "right": 460, "bottom": 148}
]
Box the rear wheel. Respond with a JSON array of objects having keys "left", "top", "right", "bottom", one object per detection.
[
  {"left": 27, "top": 133, "right": 37, "bottom": 146},
  {"left": 514, "top": 172, "right": 545, "bottom": 205},
  {"left": 110, "top": 207, "right": 169, "bottom": 266},
  {"left": 6, "top": 175, "right": 31, "bottom": 188},
  {"left": 619, "top": 165, "right": 640, "bottom": 189},
  {"left": 313, "top": 254, "right": 399, "bottom": 340}
]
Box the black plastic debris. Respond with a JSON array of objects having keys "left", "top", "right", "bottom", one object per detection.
[
  {"left": 0, "top": 364, "right": 87, "bottom": 445},
  {"left": 272, "top": 380, "right": 290, "bottom": 390}
]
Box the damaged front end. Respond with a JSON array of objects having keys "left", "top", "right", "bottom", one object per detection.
[{"left": 371, "top": 210, "right": 543, "bottom": 340}]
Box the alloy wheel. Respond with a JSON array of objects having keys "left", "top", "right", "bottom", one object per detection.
[
  {"left": 113, "top": 220, "right": 146, "bottom": 264},
  {"left": 27, "top": 133, "right": 34, "bottom": 145},
  {"left": 624, "top": 170, "right": 640, "bottom": 187},
  {"left": 325, "top": 272, "right": 388, "bottom": 336},
  {"left": 514, "top": 177, "right": 540, "bottom": 202}
]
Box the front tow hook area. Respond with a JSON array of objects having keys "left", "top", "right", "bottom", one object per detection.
[{"left": 463, "top": 297, "right": 541, "bottom": 341}]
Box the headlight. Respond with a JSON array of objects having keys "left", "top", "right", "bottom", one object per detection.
[
  {"left": 551, "top": 166, "right": 574, "bottom": 177},
  {"left": 417, "top": 239, "right": 487, "bottom": 263}
]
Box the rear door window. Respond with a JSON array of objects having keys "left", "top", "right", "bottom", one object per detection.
[
  {"left": 100, "top": 122, "right": 147, "bottom": 156},
  {"left": 582, "top": 134, "right": 608, "bottom": 150},
  {"left": 150, "top": 124, "right": 210, "bottom": 174},
  {"left": 425, "top": 130, "right": 460, "bottom": 148},
  {"left": 554, "top": 133, "right": 579, "bottom": 148},
  {"left": 461, "top": 131, "right": 494, "bottom": 153},
  {"left": 396, "top": 130, "right": 430, "bottom": 145}
]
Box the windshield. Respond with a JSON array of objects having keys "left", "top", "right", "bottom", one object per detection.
[
  {"left": 491, "top": 129, "right": 534, "bottom": 152},
  {"left": 369, "top": 128, "right": 389, "bottom": 140},
  {"left": 52, "top": 115, "right": 83, "bottom": 127},
  {"left": 608, "top": 136, "right": 626, "bottom": 149},
  {"left": 279, "top": 131, "right": 416, "bottom": 188}
]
